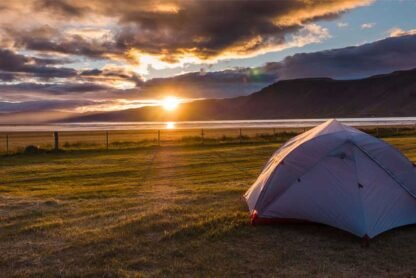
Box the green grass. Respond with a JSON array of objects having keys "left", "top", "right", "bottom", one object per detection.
[{"left": 0, "top": 136, "right": 416, "bottom": 276}]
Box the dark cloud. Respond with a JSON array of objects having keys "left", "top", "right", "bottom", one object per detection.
[
  {"left": 0, "top": 48, "right": 29, "bottom": 71},
  {"left": 0, "top": 82, "right": 108, "bottom": 95},
  {"left": 80, "top": 67, "right": 144, "bottom": 85},
  {"left": 0, "top": 47, "right": 142, "bottom": 86},
  {"left": 0, "top": 48, "right": 77, "bottom": 80},
  {"left": 10, "top": 27, "right": 120, "bottom": 59},
  {"left": 34, "top": 0, "right": 86, "bottom": 17},
  {"left": 33, "top": 56, "right": 73, "bottom": 66},
  {"left": 0, "top": 99, "right": 95, "bottom": 113},
  {"left": 40, "top": 83, "right": 109, "bottom": 93},
  {"left": 263, "top": 34, "right": 416, "bottom": 80},
  {"left": 111, "top": 0, "right": 367, "bottom": 61},
  {"left": 1, "top": 0, "right": 369, "bottom": 62},
  {"left": 80, "top": 69, "right": 102, "bottom": 76},
  {"left": 0, "top": 72, "right": 15, "bottom": 81}
]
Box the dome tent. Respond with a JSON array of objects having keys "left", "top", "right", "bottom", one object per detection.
[{"left": 245, "top": 119, "right": 416, "bottom": 239}]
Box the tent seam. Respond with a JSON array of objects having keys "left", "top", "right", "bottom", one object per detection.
[
  {"left": 254, "top": 131, "right": 357, "bottom": 212},
  {"left": 351, "top": 143, "right": 368, "bottom": 237},
  {"left": 351, "top": 142, "right": 416, "bottom": 199},
  {"left": 258, "top": 140, "right": 349, "bottom": 215}
]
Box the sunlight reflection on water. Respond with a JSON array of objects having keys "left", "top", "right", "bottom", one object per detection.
[
  {"left": 166, "top": 122, "right": 175, "bottom": 129},
  {"left": 1, "top": 118, "right": 415, "bottom": 132}
]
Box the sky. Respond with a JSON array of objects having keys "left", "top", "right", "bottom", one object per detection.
[{"left": 0, "top": 0, "right": 416, "bottom": 120}]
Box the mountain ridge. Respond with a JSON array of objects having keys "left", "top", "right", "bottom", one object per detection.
[{"left": 64, "top": 68, "right": 416, "bottom": 122}]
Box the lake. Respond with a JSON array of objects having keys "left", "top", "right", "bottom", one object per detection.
[{"left": 0, "top": 117, "right": 415, "bottom": 132}]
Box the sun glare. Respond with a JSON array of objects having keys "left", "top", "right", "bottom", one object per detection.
[
  {"left": 161, "top": 96, "right": 180, "bottom": 111},
  {"left": 166, "top": 122, "right": 175, "bottom": 129}
]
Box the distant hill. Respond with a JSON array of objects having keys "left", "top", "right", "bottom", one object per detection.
[{"left": 66, "top": 68, "right": 416, "bottom": 122}]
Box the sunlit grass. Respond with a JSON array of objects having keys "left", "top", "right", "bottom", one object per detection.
[{"left": 0, "top": 136, "right": 415, "bottom": 276}]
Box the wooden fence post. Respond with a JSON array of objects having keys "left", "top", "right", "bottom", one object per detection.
[
  {"left": 158, "top": 130, "right": 161, "bottom": 146},
  {"left": 239, "top": 128, "right": 242, "bottom": 144},
  {"left": 6, "top": 134, "right": 8, "bottom": 154},
  {"left": 53, "top": 131, "right": 59, "bottom": 151},
  {"left": 106, "top": 131, "right": 109, "bottom": 150},
  {"left": 201, "top": 129, "right": 204, "bottom": 145}
]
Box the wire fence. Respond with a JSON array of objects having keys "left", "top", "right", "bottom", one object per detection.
[{"left": 0, "top": 126, "right": 415, "bottom": 154}]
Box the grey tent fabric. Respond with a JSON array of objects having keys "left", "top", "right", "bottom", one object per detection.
[{"left": 245, "top": 119, "right": 416, "bottom": 238}]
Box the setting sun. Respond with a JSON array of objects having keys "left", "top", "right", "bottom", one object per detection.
[{"left": 161, "top": 96, "right": 180, "bottom": 111}]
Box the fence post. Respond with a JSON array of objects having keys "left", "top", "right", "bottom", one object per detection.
[
  {"left": 239, "top": 128, "right": 242, "bottom": 144},
  {"left": 53, "top": 131, "right": 59, "bottom": 151},
  {"left": 158, "top": 130, "right": 160, "bottom": 146},
  {"left": 201, "top": 129, "right": 204, "bottom": 145},
  {"left": 6, "top": 134, "right": 8, "bottom": 154},
  {"left": 106, "top": 131, "right": 109, "bottom": 150}
]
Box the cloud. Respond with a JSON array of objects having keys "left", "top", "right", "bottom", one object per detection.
[
  {"left": 0, "top": 0, "right": 372, "bottom": 65},
  {"left": 0, "top": 48, "right": 77, "bottom": 80},
  {"left": 0, "top": 82, "right": 170, "bottom": 115},
  {"left": 389, "top": 27, "right": 416, "bottom": 37},
  {"left": 0, "top": 81, "right": 138, "bottom": 116},
  {"left": 80, "top": 65, "right": 143, "bottom": 87},
  {"left": 361, "top": 22, "right": 376, "bottom": 29},
  {"left": 1, "top": 0, "right": 389, "bottom": 117},
  {"left": 0, "top": 72, "right": 15, "bottom": 81},
  {"left": 0, "top": 46, "right": 143, "bottom": 88},
  {"left": 337, "top": 22, "right": 349, "bottom": 28},
  {"left": 34, "top": 0, "right": 86, "bottom": 18},
  {"left": 0, "top": 99, "right": 95, "bottom": 113},
  {"left": 0, "top": 83, "right": 110, "bottom": 103},
  {"left": 138, "top": 68, "right": 278, "bottom": 99},
  {"left": 262, "top": 34, "right": 416, "bottom": 80},
  {"left": 9, "top": 26, "right": 121, "bottom": 60},
  {"left": 115, "top": 0, "right": 370, "bottom": 64},
  {"left": 3, "top": 34, "right": 416, "bottom": 115}
]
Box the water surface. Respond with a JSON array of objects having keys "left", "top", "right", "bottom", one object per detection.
[{"left": 0, "top": 117, "right": 415, "bottom": 132}]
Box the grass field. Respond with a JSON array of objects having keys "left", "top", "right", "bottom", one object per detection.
[
  {"left": 1, "top": 126, "right": 415, "bottom": 153},
  {"left": 1, "top": 135, "right": 416, "bottom": 276}
]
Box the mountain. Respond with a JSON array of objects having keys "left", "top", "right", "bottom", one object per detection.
[
  {"left": 138, "top": 68, "right": 277, "bottom": 99},
  {"left": 65, "top": 68, "right": 416, "bottom": 122},
  {"left": 135, "top": 34, "right": 416, "bottom": 100},
  {"left": 0, "top": 111, "right": 75, "bottom": 124}
]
